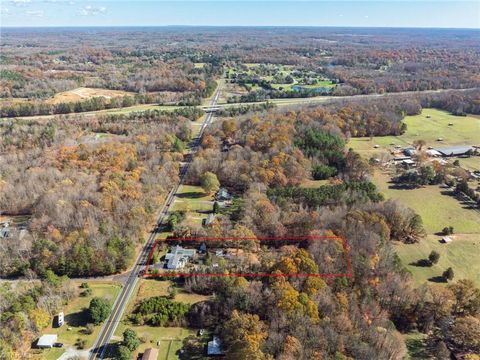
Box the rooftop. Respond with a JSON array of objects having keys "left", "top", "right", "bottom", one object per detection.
[
  {"left": 142, "top": 347, "right": 159, "bottom": 360},
  {"left": 37, "top": 334, "right": 57, "bottom": 347}
]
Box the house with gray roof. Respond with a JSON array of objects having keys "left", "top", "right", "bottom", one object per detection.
[{"left": 165, "top": 245, "right": 196, "bottom": 270}]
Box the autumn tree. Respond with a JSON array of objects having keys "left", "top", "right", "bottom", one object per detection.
[
  {"left": 222, "top": 310, "right": 270, "bottom": 360},
  {"left": 200, "top": 171, "right": 220, "bottom": 194}
]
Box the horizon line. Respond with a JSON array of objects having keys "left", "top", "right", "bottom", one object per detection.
[{"left": 2, "top": 25, "right": 479, "bottom": 30}]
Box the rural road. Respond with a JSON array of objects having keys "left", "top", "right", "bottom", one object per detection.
[{"left": 88, "top": 90, "right": 221, "bottom": 360}]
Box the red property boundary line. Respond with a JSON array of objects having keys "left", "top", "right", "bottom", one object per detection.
[{"left": 144, "top": 235, "right": 353, "bottom": 278}]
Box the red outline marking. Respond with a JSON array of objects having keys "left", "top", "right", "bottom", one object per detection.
[{"left": 144, "top": 236, "right": 353, "bottom": 278}]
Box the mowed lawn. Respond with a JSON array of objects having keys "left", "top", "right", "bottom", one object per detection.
[
  {"left": 37, "top": 281, "right": 121, "bottom": 359},
  {"left": 170, "top": 185, "right": 213, "bottom": 227},
  {"left": 349, "top": 108, "right": 480, "bottom": 157},
  {"left": 113, "top": 279, "right": 209, "bottom": 359}
]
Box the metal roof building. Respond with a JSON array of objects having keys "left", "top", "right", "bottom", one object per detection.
[{"left": 435, "top": 146, "right": 475, "bottom": 157}]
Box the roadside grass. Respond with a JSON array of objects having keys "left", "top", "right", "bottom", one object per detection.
[
  {"left": 349, "top": 108, "right": 480, "bottom": 158},
  {"left": 36, "top": 347, "right": 65, "bottom": 360},
  {"left": 38, "top": 281, "right": 121, "bottom": 358},
  {"left": 374, "top": 171, "right": 480, "bottom": 234}
]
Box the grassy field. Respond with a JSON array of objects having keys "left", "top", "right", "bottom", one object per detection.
[
  {"left": 373, "top": 171, "right": 480, "bottom": 286},
  {"left": 395, "top": 234, "right": 480, "bottom": 287},
  {"left": 374, "top": 172, "right": 480, "bottom": 234},
  {"left": 170, "top": 185, "right": 214, "bottom": 223},
  {"left": 459, "top": 156, "right": 480, "bottom": 172},
  {"left": 46, "top": 87, "right": 134, "bottom": 104},
  {"left": 37, "top": 281, "right": 121, "bottom": 359},
  {"left": 112, "top": 278, "right": 209, "bottom": 359},
  {"left": 349, "top": 108, "right": 480, "bottom": 158}
]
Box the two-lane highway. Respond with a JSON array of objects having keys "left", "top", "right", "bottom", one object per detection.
[{"left": 89, "top": 90, "right": 221, "bottom": 360}]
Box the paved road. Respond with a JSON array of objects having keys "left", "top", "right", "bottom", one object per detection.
[
  {"left": 88, "top": 90, "right": 221, "bottom": 360},
  {"left": 7, "top": 87, "right": 479, "bottom": 122}
]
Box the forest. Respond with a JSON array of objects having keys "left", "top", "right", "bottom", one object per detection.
[{"left": 1, "top": 27, "right": 479, "bottom": 360}]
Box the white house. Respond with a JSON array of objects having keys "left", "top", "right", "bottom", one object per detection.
[{"left": 165, "top": 245, "right": 196, "bottom": 270}]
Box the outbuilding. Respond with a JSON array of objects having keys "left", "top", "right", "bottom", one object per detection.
[
  {"left": 436, "top": 146, "right": 475, "bottom": 157},
  {"left": 142, "top": 347, "right": 159, "bottom": 360},
  {"left": 442, "top": 236, "right": 453, "bottom": 244},
  {"left": 37, "top": 334, "right": 58, "bottom": 349}
]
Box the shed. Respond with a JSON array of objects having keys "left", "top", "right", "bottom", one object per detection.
[
  {"left": 37, "top": 334, "right": 58, "bottom": 348},
  {"left": 207, "top": 336, "right": 224, "bottom": 356},
  {"left": 403, "top": 148, "right": 417, "bottom": 157},
  {"left": 57, "top": 312, "right": 64, "bottom": 327},
  {"left": 142, "top": 347, "right": 159, "bottom": 360},
  {"left": 203, "top": 213, "right": 215, "bottom": 226},
  {"left": 442, "top": 236, "right": 453, "bottom": 243},
  {"left": 426, "top": 149, "right": 442, "bottom": 157}
]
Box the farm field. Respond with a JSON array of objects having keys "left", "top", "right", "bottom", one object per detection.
[
  {"left": 374, "top": 171, "right": 480, "bottom": 234},
  {"left": 373, "top": 171, "right": 480, "bottom": 286},
  {"left": 395, "top": 234, "right": 480, "bottom": 287},
  {"left": 34, "top": 281, "right": 121, "bottom": 360},
  {"left": 348, "top": 108, "right": 480, "bottom": 158},
  {"left": 46, "top": 87, "right": 134, "bottom": 104}
]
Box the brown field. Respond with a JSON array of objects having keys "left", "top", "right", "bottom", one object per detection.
[{"left": 46, "top": 87, "right": 134, "bottom": 104}]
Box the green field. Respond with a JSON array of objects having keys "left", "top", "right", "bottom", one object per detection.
[
  {"left": 112, "top": 278, "right": 209, "bottom": 359},
  {"left": 373, "top": 171, "right": 480, "bottom": 286},
  {"left": 395, "top": 234, "right": 480, "bottom": 287},
  {"left": 349, "top": 108, "right": 480, "bottom": 158},
  {"left": 170, "top": 185, "right": 214, "bottom": 225},
  {"left": 374, "top": 172, "right": 480, "bottom": 234},
  {"left": 37, "top": 281, "right": 121, "bottom": 359}
]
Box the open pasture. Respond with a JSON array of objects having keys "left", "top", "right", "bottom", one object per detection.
[{"left": 349, "top": 108, "right": 480, "bottom": 158}]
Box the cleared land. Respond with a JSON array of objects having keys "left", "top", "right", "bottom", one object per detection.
[
  {"left": 375, "top": 172, "right": 480, "bottom": 234},
  {"left": 349, "top": 108, "right": 480, "bottom": 158},
  {"left": 46, "top": 87, "right": 134, "bottom": 104},
  {"left": 373, "top": 171, "right": 480, "bottom": 286},
  {"left": 170, "top": 184, "right": 214, "bottom": 226},
  {"left": 395, "top": 234, "right": 480, "bottom": 287},
  {"left": 34, "top": 281, "right": 121, "bottom": 360},
  {"left": 112, "top": 279, "right": 209, "bottom": 359}
]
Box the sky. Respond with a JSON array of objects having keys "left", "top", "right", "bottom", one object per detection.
[{"left": 0, "top": 0, "right": 479, "bottom": 28}]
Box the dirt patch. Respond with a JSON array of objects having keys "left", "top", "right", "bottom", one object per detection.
[{"left": 46, "top": 87, "right": 134, "bottom": 104}]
